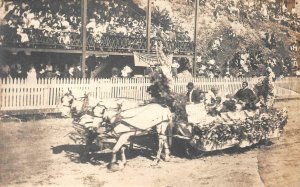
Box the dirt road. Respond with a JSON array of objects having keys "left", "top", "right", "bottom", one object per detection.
[{"left": 0, "top": 100, "right": 299, "bottom": 187}]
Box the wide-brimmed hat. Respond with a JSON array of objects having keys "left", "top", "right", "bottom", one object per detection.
[{"left": 186, "top": 82, "right": 194, "bottom": 88}]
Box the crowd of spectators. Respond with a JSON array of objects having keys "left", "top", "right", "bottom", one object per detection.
[
  {"left": 87, "top": 0, "right": 146, "bottom": 38},
  {"left": 196, "top": 29, "right": 299, "bottom": 78},
  {"left": 208, "top": 0, "right": 300, "bottom": 32},
  {"left": 1, "top": 0, "right": 81, "bottom": 48},
  {"left": 0, "top": 61, "right": 85, "bottom": 79},
  {"left": 85, "top": 0, "right": 193, "bottom": 53},
  {"left": 191, "top": 0, "right": 300, "bottom": 78},
  {"left": 0, "top": 0, "right": 299, "bottom": 79},
  {"left": 0, "top": 0, "right": 193, "bottom": 53}
]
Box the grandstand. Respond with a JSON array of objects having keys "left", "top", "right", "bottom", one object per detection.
[{"left": 0, "top": 0, "right": 299, "bottom": 79}]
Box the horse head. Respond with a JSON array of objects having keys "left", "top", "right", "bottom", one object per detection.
[
  {"left": 102, "top": 108, "right": 120, "bottom": 124},
  {"left": 93, "top": 104, "right": 107, "bottom": 117},
  {"left": 70, "top": 94, "right": 89, "bottom": 117}
]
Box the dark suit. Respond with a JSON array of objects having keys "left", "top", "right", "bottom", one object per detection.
[
  {"left": 234, "top": 88, "right": 257, "bottom": 110},
  {"left": 234, "top": 88, "right": 256, "bottom": 103},
  {"left": 186, "top": 89, "right": 202, "bottom": 103}
]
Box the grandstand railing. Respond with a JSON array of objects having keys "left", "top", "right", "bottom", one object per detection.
[
  {"left": 0, "top": 77, "right": 299, "bottom": 114},
  {"left": 0, "top": 26, "right": 82, "bottom": 50},
  {"left": 0, "top": 26, "right": 195, "bottom": 54},
  {"left": 87, "top": 33, "right": 147, "bottom": 52}
]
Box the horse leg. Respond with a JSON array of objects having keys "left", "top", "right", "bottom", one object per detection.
[
  {"left": 161, "top": 121, "right": 171, "bottom": 161},
  {"left": 111, "top": 152, "right": 117, "bottom": 164},
  {"left": 120, "top": 146, "right": 127, "bottom": 165},
  {"left": 129, "top": 141, "right": 134, "bottom": 151},
  {"left": 153, "top": 121, "right": 170, "bottom": 164},
  {"left": 152, "top": 135, "right": 164, "bottom": 165},
  {"left": 108, "top": 132, "right": 135, "bottom": 171},
  {"left": 157, "top": 134, "right": 171, "bottom": 162},
  {"left": 163, "top": 140, "right": 171, "bottom": 162},
  {"left": 164, "top": 121, "right": 173, "bottom": 162}
]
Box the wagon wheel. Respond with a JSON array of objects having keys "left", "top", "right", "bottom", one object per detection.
[
  {"left": 185, "top": 143, "right": 198, "bottom": 159},
  {"left": 184, "top": 142, "right": 204, "bottom": 159},
  {"left": 82, "top": 139, "right": 94, "bottom": 160},
  {"left": 83, "top": 129, "right": 99, "bottom": 156}
]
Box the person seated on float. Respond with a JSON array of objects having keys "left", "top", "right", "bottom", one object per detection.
[
  {"left": 205, "top": 87, "right": 219, "bottom": 106},
  {"left": 146, "top": 85, "right": 160, "bottom": 104},
  {"left": 186, "top": 82, "right": 203, "bottom": 104},
  {"left": 221, "top": 94, "right": 237, "bottom": 112},
  {"left": 207, "top": 96, "right": 224, "bottom": 116},
  {"left": 234, "top": 81, "right": 257, "bottom": 110}
]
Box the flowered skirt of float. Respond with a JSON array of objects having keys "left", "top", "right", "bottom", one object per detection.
[{"left": 175, "top": 108, "right": 288, "bottom": 152}]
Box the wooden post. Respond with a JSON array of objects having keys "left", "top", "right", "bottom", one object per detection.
[
  {"left": 146, "top": 0, "right": 152, "bottom": 53},
  {"left": 193, "top": 0, "right": 199, "bottom": 77},
  {"left": 81, "top": 0, "right": 88, "bottom": 78}
]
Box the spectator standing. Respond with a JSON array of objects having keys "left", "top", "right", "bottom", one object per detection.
[
  {"left": 69, "top": 64, "right": 75, "bottom": 78},
  {"left": 38, "top": 63, "right": 46, "bottom": 78},
  {"left": 0, "top": 64, "right": 11, "bottom": 78},
  {"left": 111, "top": 67, "right": 119, "bottom": 78},
  {"left": 121, "top": 65, "right": 133, "bottom": 78},
  {"left": 45, "top": 61, "right": 53, "bottom": 72},
  {"left": 45, "top": 61, "right": 53, "bottom": 78},
  {"left": 27, "top": 64, "right": 37, "bottom": 83},
  {"left": 54, "top": 65, "right": 61, "bottom": 78},
  {"left": 171, "top": 59, "right": 180, "bottom": 77},
  {"left": 73, "top": 65, "right": 83, "bottom": 78},
  {"left": 224, "top": 72, "right": 232, "bottom": 80},
  {"left": 61, "top": 64, "right": 70, "bottom": 78},
  {"left": 11, "top": 63, "right": 25, "bottom": 78}
]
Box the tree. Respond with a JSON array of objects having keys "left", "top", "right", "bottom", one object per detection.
[{"left": 151, "top": 6, "right": 172, "bottom": 31}]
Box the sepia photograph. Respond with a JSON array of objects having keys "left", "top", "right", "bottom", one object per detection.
[{"left": 0, "top": 0, "right": 299, "bottom": 186}]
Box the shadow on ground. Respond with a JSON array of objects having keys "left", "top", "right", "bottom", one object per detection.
[
  {"left": 170, "top": 138, "right": 274, "bottom": 159},
  {"left": 51, "top": 135, "right": 275, "bottom": 168},
  {"left": 51, "top": 135, "right": 160, "bottom": 166}
]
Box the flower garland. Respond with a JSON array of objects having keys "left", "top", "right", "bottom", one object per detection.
[{"left": 188, "top": 108, "right": 288, "bottom": 151}]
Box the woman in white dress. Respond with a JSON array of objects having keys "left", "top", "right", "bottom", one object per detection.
[{"left": 27, "top": 64, "right": 37, "bottom": 84}]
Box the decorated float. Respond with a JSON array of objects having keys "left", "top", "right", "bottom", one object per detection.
[
  {"left": 67, "top": 38, "right": 288, "bottom": 170},
  {"left": 172, "top": 102, "right": 287, "bottom": 156},
  {"left": 68, "top": 72, "right": 288, "bottom": 166}
]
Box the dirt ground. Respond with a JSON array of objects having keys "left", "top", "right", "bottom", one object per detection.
[{"left": 0, "top": 100, "right": 299, "bottom": 187}]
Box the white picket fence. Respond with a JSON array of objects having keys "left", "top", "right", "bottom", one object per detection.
[{"left": 0, "top": 77, "right": 299, "bottom": 114}]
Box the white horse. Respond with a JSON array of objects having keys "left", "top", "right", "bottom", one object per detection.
[
  {"left": 72, "top": 96, "right": 173, "bottom": 171},
  {"left": 100, "top": 103, "right": 173, "bottom": 171}
]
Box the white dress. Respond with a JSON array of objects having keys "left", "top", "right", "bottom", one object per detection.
[{"left": 27, "top": 68, "right": 37, "bottom": 84}]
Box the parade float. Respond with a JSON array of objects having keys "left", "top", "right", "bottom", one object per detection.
[
  {"left": 146, "top": 70, "right": 288, "bottom": 157},
  {"left": 68, "top": 68, "right": 288, "bottom": 163},
  {"left": 171, "top": 102, "right": 288, "bottom": 156},
  {"left": 67, "top": 39, "right": 288, "bottom": 170}
]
